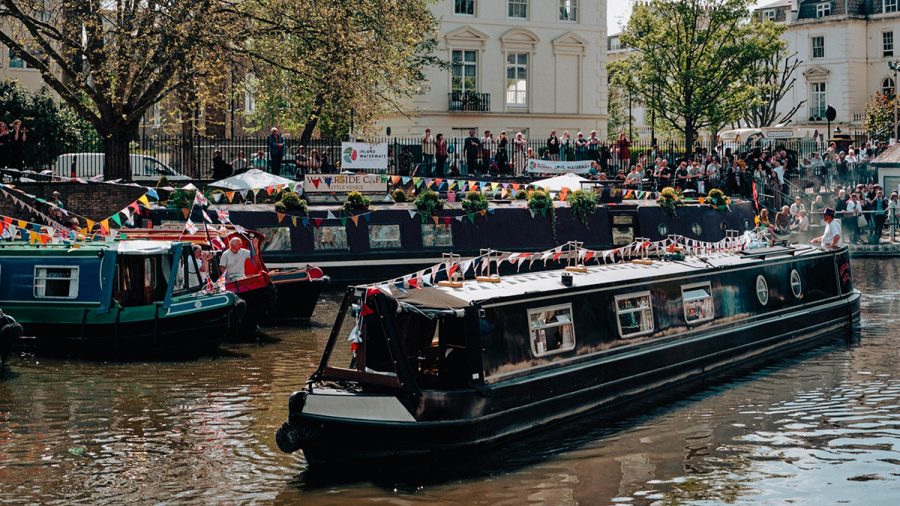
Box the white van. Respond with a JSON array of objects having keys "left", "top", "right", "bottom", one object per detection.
[{"left": 55, "top": 153, "right": 191, "bottom": 182}]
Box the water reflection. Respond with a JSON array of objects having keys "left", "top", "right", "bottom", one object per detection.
[{"left": 0, "top": 259, "right": 898, "bottom": 504}]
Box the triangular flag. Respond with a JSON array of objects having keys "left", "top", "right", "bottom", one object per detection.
[
  {"left": 138, "top": 195, "right": 150, "bottom": 205},
  {"left": 350, "top": 215, "right": 359, "bottom": 226},
  {"left": 326, "top": 210, "right": 336, "bottom": 220},
  {"left": 225, "top": 191, "right": 235, "bottom": 202},
  {"left": 181, "top": 208, "right": 191, "bottom": 219},
  {"left": 276, "top": 212, "right": 286, "bottom": 223},
  {"left": 312, "top": 218, "right": 324, "bottom": 228},
  {"left": 86, "top": 219, "right": 95, "bottom": 231},
  {"left": 110, "top": 214, "right": 123, "bottom": 227},
  {"left": 291, "top": 216, "right": 298, "bottom": 227},
  {"left": 408, "top": 209, "right": 417, "bottom": 219},
  {"left": 432, "top": 216, "right": 439, "bottom": 225},
  {"left": 340, "top": 217, "right": 347, "bottom": 227}
]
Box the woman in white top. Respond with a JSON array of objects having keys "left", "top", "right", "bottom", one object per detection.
[{"left": 513, "top": 132, "right": 528, "bottom": 175}]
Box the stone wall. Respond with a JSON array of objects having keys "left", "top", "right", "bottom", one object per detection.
[{"left": 0, "top": 182, "right": 147, "bottom": 222}]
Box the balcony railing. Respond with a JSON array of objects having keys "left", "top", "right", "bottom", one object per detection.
[{"left": 448, "top": 91, "right": 491, "bottom": 112}]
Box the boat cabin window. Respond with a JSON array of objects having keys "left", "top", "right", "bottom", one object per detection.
[
  {"left": 422, "top": 223, "right": 453, "bottom": 248},
  {"left": 615, "top": 291, "right": 654, "bottom": 338},
  {"left": 114, "top": 255, "right": 169, "bottom": 307},
  {"left": 528, "top": 304, "right": 576, "bottom": 357},
  {"left": 682, "top": 282, "right": 714, "bottom": 324},
  {"left": 33, "top": 266, "right": 79, "bottom": 299},
  {"left": 313, "top": 226, "right": 348, "bottom": 250},
  {"left": 369, "top": 225, "right": 402, "bottom": 249},
  {"left": 257, "top": 227, "right": 292, "bottom": 252},
  {"left": 398, "top": 311, "right": 470, "bottom": 388}
]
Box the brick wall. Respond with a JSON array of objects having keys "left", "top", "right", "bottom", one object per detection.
[{"left": 0, "top": 182, "right": 148, "bottom": 222}]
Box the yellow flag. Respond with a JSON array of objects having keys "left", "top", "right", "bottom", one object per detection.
[{"left": 138, "top": 195, "right": 150, "bottom": 205}]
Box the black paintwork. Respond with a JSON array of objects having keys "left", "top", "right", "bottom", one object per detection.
[{"left": 276, "top": 247, "right": 860, "bottom": 465}]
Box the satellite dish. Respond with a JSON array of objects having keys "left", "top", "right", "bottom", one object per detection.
[{"left": 825, "top": 105, "right": 837, "bottom": 122}]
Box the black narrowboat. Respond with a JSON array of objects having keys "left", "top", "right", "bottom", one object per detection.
[
  {"left": 1, "top": 309, "right": 21, "bottom": 373},
  {"left": 275, "top": 241, "right": 860, "bottom": 465},
  {"left": 153, "top": 200, "right": 757, "bottom": 285}
]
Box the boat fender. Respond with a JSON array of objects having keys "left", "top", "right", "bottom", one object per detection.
[
  {"left": 1, "top": 322, "right": 23, "bottom": 340},
  {"left": 288, "top": 390, "right": 308, "bottom": 416},
  {"left": 275, "top": 421, "right": 305, "bottom": 454}
]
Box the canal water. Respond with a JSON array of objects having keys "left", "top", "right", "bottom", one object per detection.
[{"left": 1, "top": 259, "right": 898, "bottom": 505}]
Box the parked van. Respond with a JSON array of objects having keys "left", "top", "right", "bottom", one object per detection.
[{"left": 55, "top": 153, "right": 191, "bottom": 182}]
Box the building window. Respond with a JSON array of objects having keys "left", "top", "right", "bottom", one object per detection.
[
  {"left": 816, "top": 2, "right": 830, "bottom": 17},
  {"left": 508, "top": 0, "right": 528, "bottom": 19},
  {"left": 34, "top": 266, "right": 79, "bottom": 299},
  {"left": 369, "top": 224, "right": 402, "bottom": 249},
  {"left": 8, "top": 47, "right": 46, "bottom": 69},
  {"left": 810, "top": 82, "right": 827, "bottom": 119},
  {"left": 756, "top": 275, "right": 769, "bottom": 306},
  {"left": 422, "top": 224, "right": 453, "bottom": 248},
  {"left": 790, "top": 270, "right": 803, "bottom": 299},
  {"left": 527, "top": 304, "right": 576, "bottom": 357},
  {"left": 451, "top": 50, "right": 478, "bottom": 94},
  {"left": 505, "top": 53, "right": 528, "bottom": 106},
  {"left": 811, "top": 36, "right": 825, "bottom": 59},
  {"left": 560, "top": 0, "right": 577, "bottom": 22},
  {"left": 883, "top": 77, "right": 896, "bottom": 97},
  {"left": 885, "top": 0, "right": 898, "bottom": 14},
  {"left": 454, "top": 0, "right": 475, "bottom": 15},
  {"left": 615, "top": 291, "right": 654, "bottom": 338},
  {"left": 313, "top": 226, "right": 348, "bottom": 250},
  {"left": 884, "top": 31, "right": 894, "bottom": 57},
  {"left": 8, "top": 48, "right": 25, "bottom": 68},
  {"left": 762, "top": 9, "right": 776, "bottom": 22},
  {"left": 682, "top": 282, "right": 714, "bottom": 324}
]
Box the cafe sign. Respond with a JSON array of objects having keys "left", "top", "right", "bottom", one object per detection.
[{"left": 303, "top": 174, "right": 388, "bottom": 193}]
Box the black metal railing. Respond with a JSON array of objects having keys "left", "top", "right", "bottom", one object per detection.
[{"left": 448, "top": 91, "right": 491, "bottom": 112}]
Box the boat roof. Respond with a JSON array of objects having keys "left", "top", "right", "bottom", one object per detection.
[
  {"left": 387, "top": 246, "right": 819, "bottom": 309},
  {"left": 116, "top": 240, "right": 176, "bottom": 255},
  {"left": 0, "top": 239, "right": 185, "bottom": 255}
]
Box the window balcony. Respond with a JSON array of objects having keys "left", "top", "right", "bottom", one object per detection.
[{"left": 448, "top": 92, "right": 490, "bottom": 112}]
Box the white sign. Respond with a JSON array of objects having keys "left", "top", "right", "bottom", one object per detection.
[
  {"left": 526, "top": 159, "right": 594, "bottom": 175},
  {"left": 340, "top": 142, "right": 388, "bottom": 170},
  {"left": 303, "top": 174, "right": 387, "bottom": 193}
]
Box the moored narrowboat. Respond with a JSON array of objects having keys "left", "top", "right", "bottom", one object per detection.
[
  {"left": 275, "top": 239, "right": 860, "bottom": 465},
  {"left": 0, "top": 240, "right": 244, "bottom": 359},
  {"left": 0, "top": 308, "right": 21, "bottom": 373}
]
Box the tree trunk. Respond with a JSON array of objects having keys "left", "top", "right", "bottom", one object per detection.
[
  {"left": 299, "top": 93, "right": 325, "bottom": 146},
  {"left": 684, "top": 120, "right": 696, "bottom": 158},
  {"left": 102, "top": 126, "right": 134, "bottom": 181}
]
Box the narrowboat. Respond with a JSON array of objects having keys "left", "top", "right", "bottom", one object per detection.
[
  {"left": 121, "top": 227, "right": 328, "bottom": 324},
  {"left": 151, "top": 199, "right": 757, "bottom": 285},
  {"left": 0, "top": 240, "right": 244, "bottom": 358},
  {"left": 0, "top": 308, "right": 21, "bottom": 372},
  {"left": 275, "top": 239, "right": 860, "bottom": 465}
]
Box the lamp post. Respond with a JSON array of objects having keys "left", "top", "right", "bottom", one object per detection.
[{"left": 890, "top": 61, "right": 899, "bottom": 143}]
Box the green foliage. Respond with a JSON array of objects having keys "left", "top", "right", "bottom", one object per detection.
[
  {"left": 275, "top": 191, "right": 307, "bottom": 213},
  {"left": 612, "top": 0, "right": 784, "bottom": 148},
  {"left": 528, "top": 190, "right": 557, "bottom": 241},
  {"left": 343, "top": 191, "right": 371, "bottom": 213},
  {"left": 0, "top": 81, "right": 100, "bottom": 168},
  {"left": 391, "top": 188, "right": 409, "bottom": 203},
  {"left": 568, "top": 190, "right": 598, "bottom": 226},
  {"left": 166, "top": 189, "right": 196, "bottom": 209},
  {"left": 657, "top": 186, "right": 684, "bottom": 218},
  {"left": 461, "top": 191, "right": 490, "bottom": 214},
  {"left": 864, "top": 92, "right": 896, "bottom": 142},
  {"left": 514, "top": 190, "right": 528, "bottom": 200},
  {"left": 245, "top": 0, "right": 443, "bottom": 138},
  {"left": 705, "top": 188, "right": 731, "bottom": 211},
  {"left": 414, "top": 189, "right": 444, "bottom": 222}
]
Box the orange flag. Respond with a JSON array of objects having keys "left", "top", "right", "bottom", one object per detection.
[
  {"left": 276, "top": 212, "right": 286, "bottom": 223},
  {"left": 560, "top": 187, "right": 570, "bottom": 202},
  {"left": 350, "top": 215, "right": 359, "bottom": 226},
  {"left": 225, "top": 191, "right": 235, "bottom": 202},
  {"left": 181, "top": 208, "right": 191, "bottom": 219}
]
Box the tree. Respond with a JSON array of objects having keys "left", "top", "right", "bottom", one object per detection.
[
  {"left": 0, "top": 80, "right": 100, "bottom": 168},
  {"left": 243, "top": 0, "right": 441, "bottom": 142},
  {"left": 863, "top": 92, "right": 897, "bottom": 142},
  {"left": 743, "top": 49, "right": 805, "bottom": 128},
  {"left": 611, "top": 0, "right": 783, "bottom": 150},
  {"left": 0, "top": 1, "right": 235, "bottom": 180}
]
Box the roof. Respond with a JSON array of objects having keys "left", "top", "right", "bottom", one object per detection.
[
  {"left": 871, "top": 143, "right": 900, "bottom": 166},
  {"left": 756, "top": 0, "right": 791, "bottom": 9},
  {"left": 389, "top": 246, "right": 820, "bottom": 309},
  {"left": 209, "top": 169, "right": 297, "bottom": 191},
  {"left": 117, "top": 240, "right": 175, "bottom": 255}
]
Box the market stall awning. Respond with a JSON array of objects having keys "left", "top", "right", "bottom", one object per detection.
[
  {"left": 532, "top": 173, "right": 589, "bottom": 192},
  {"left": 208, "top": 169, "right": 297, "bottom": 191}
]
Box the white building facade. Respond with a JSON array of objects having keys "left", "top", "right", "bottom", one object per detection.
[
  {"left": 756, "top": 0, "right": 900, "bottom": 136},
  {"left": 377, "top": 0, "right": 608, "bottom": 139}
]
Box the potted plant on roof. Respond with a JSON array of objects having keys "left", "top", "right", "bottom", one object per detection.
[
  {"left": 414, "top": 189, "right": 444, "bottom": 223},
  {"left": 705, "top": 188, "right": 731, "bottom": 212},
  {"left": 461, "top": 190, "right": 490, "bottom": 215},
  {"left": 343, "top": 191, "right": 371, "bottom": 214},
  {"left": 568, "top": 189, "right": 598, "bottom": 227},
  {"left": 657, "top": 186, "right": 683, "bottom": 219},
  {"left": 528, "top": 189, "right": 557, "bottom": 241},
  {"left": 275, "top": 190, "right": 308, "bottom": 214}
]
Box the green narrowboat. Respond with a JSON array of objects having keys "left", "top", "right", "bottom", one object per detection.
[{"left": 0, "top": 240, "right": 244, "bottom": 359}]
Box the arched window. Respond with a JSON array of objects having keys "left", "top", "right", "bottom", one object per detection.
[{"left": 883, "top": 77, "right": 895, "bottom": 97}]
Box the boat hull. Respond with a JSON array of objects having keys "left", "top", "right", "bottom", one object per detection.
[
  {"left": 278, "top": 289, "right": 860, "bottom": 465},
  {"left": 270, "top": 269, "right": 328, "bottom": 323},
  {"left": 226, "top": 274, "right": 277, "bottom": 339},
  {"left": 8, "top": 295, "right": 242, "bottom": 360},
  {"left": 1, "top": 311, "right": 22, "bottom": 373}
]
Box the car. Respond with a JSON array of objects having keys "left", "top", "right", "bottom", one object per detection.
[{"left": 55, "top": 153, "right": 192, "bottom": 183}]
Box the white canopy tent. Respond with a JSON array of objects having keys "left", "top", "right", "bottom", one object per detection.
[
  {"left": 208, "top": 169, "right": 296, "bottom": 191},
  {"left": 531, "top": 173, "right": 589, "bottom": 192}
]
